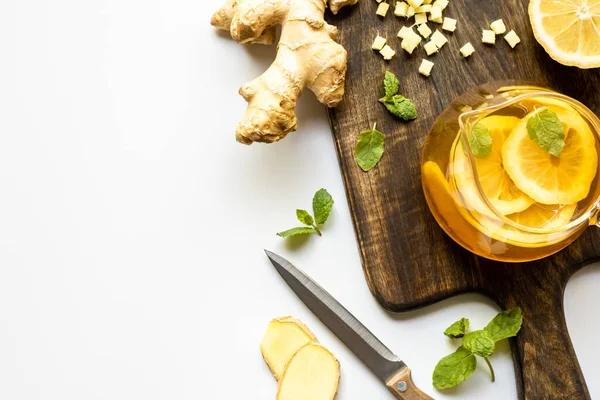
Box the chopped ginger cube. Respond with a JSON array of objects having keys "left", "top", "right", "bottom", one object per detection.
[
  {"left": 406, "top": 5, "right": 416, "bottom": 17},
  {"left": 375, "top": 0, "right": 383, "bottom": 3},
  {"left": 401, "top": 29, "right": 422, "bottom": 54},
  {"left": 415, "top": 13, "right": 428, "bottom": 25},
  {"left": 417, "top": 23, "right": 433, "bottom": 38},
  {"left": 431, "top": 30, "right": 448, "bottom": 48},
  {"left": 376, "top": 2, "right": 390, "bottom": 16},
  {"left": 423, "top": 0, "right": 433, "bottom": 4},
  {"left": 372, "top": 35, "right": 387, "bottom": 50},
  {"left": 424, "top": 40, "right": 438, "bottom": 55},
  {"left": 407, "top": 0, "right": 424, "bottom": 8},
  {"left": 419, "top": 59, "right": 434, "bottom": 76},
  {"left": 442, "top": 17, "right": 457, "bottom": 32},
  {"left": 429, "top": 6, "right": 443, "bottom": 23},
  {"left": 504, "top": 30, "right": 521, "bottom": 48},
  {"left": 395, "top": 2, "right": 409, "bottom": 17},
  {"left": 482, "top": 29, "right": 496, "bottom": 44},
  {"left": 490, "top": 19, "right": 507, "bottom": 35},
  {"left": 380, "top": 45, "right": 396, "bottom": 60},
  {"left": 460, "top": 42, "right": 475, "bottom": 57},
  {"left": 432, "top": 0, "right": 449, "bottom": 10},
  {"left": 398, "top": 26, "right": 412, "bottom": 39},
  {"left": 415, "top": 4, "right": 432, "bottom": 12}
]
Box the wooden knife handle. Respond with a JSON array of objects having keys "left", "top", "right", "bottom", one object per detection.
[{"left": 386, "top": 367, "right": 433, "bottom": 400}]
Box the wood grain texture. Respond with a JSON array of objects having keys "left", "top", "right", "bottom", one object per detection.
[{"left": 325, "top": 0, "right": 600, "bottom": 398}]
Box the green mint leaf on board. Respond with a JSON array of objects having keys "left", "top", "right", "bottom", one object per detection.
[
  {"left": 313, "top": 189, "right": 334, "bottom": 226},
  {"left": 355, "top": 124, "right": 385, "bottom": 172},
  {"left": 382, "top": 96, "right": 418, "bottom": 121},
  {"left": 379, "top": 71, "right": 418, "bottom": 121},
  {"left": 463, "top": 330, "right": 495, "bottom": 357},
  {"left": 526, "top": 108, "right": 565, "bottom": 157},
  {"left": 432, "top": 346, "right": 477, "bottom": 389},
  {"left": 484, "top": 307, "right": 523, "bottom": 342},
  {"left": 296, "top": 209, "right": 314, "bottom": 226},
  {"left": 444, "top": 318, "right": 470, "bottom": 338},
  {"left": 468, "top": 122, "right": 493, "bottom": 158},
  {"left": 383, "top": 71, "right": 400, "bottom": 99},
  {"left": 277, "top": 227, "right": 316, "bottom": 237}
]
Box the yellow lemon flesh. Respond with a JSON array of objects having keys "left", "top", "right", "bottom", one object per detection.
[
  {"left": 453, "top": 116, "right": 535, "bottom": 216},
  {"left": 507, "top": 203, "right": 577, "bottom": 229},
  {"left": 529, "top": 0, "right": 600, "bottom": 68},
  {"left": 475, "top": 203, "right": 577, "bottom": 248},
  {"left": 502, "top": 108, "right": 598, "bottom": 205}
]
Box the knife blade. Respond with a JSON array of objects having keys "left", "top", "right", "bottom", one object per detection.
[{"left": 265, "top": 250, "right": 432, "bottom": 400}]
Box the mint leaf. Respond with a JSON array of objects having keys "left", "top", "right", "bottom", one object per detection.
[
  {"left": 381, "top": 95, "right": 418, "bottom": 121},
  {"left": 468, "top": 122, "right": 492, "bottom": 158},
  {"left": 355, "top": 124, "right": 385, "bottom": 171},
  {"left": 383, "top": 71, "right": 400, "bottom": 99},
  {"left": 312, "top": 189, "right": 334, "bottom": 226},
  {"left": 526, "top": 108, "right": 565, "bottom": 157},
  {"left": 379, "top": 71, "right": 418, "bottom": 121},
  {"left": 279, "top": 189, "right": 334, "bottom": 238},
  {"left": 432, "top": 346, "right": 477, "bottom": 389},
  {"left": 296, "top": 209, "right": 314, "bottom": 226},
  {"left": 484, "top": 308, "right": 523, "bottom": 342},
  {"left": 277, "top": 227, "right": 316, "bottom": 237},
  {"left": 463, "top": 330, "right": 495, "bottom": 357},
  {"left": 444, "top": 318, "right": 470, "bottom": 338}
]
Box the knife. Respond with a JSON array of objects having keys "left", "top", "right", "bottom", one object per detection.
[{"left": 265, "top": 250, "right": 432, "bottom": 400}]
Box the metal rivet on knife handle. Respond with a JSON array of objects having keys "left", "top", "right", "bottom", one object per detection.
[{"left": 386, "top": 367, "right": 433, "bottom": 400}]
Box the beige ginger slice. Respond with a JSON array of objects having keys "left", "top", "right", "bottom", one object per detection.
[
  {"left": 277, "top": 343, "right": 341, "bottom": 400},
  {"left": 260, "top": 317, "right": 318, "bottom": 380}
]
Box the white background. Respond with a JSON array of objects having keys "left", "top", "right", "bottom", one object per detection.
[{"left": 0, "top": 1, "right": 598, "bottom": 399}]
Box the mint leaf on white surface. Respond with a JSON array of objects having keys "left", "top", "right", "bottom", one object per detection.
[
  {"left": 296, "top": 209, "right": 314, "bottom": 226},
  {"left": 277, "top": 227, "right": 316, "bottom": 238},
  {"left": 432, "top": 346, "right": 477, "bottom": 389},
  {"left": 444, "top": 317, "right": 470, "bottom": 338},
  {"left": 312, "top": 189, "right": 334, "bottom": 226},
  {"left": 278, "top": 189, "right": 334, "bottom": 238}
]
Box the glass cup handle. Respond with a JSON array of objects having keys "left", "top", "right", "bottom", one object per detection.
[{"left": 591, "top": 209, "right": 599, "bottom": 228}]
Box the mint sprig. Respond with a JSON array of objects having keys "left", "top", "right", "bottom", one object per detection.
[
  {"left": 355, "top": 123, "right": 385, "bottom": 171},
  {"left": 433, "top": 308, "right": 523, "bottom": 390},
  {"left": 379, "top": 71, "right": 418, "bottom": 121},
  {"left": 277, "top": 189, "right": 334, "bottom": 238},
  {"left": 526, "top": 108, "right": 565, "bottom": 157}
]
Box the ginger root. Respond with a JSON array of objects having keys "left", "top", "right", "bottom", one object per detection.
[
  {"left": 211, "top": 0, "right": 357, "bottom": 145},
  {"left": 277, "top": 343, "right": 341, "bottom": 400},
  {"left": 260, "top": 317, "right": 318, "bottom": 380}
]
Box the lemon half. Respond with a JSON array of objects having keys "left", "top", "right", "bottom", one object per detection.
[{"left": 529, "top": 0, "right": 600, "bottom": 68}]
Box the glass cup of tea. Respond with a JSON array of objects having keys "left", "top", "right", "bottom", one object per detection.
[{"left": 421, "top": 82, "right": 600, "bottom": 262}]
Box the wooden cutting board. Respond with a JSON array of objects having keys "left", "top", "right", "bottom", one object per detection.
[{"left": 325, "top": 1, "right": 600, "bottom": 398}]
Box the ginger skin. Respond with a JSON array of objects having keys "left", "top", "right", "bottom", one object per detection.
[{"left": 211, "top": 0, "right": 357, "bottom": 145}]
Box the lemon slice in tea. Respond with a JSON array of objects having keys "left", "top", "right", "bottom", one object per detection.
[
  {"left": 507, "top": 203, "right": 577, "bottom": 229},
  {"left": 529, "top": 0, "right": 600, "bottom": 68},
  {"left": 502, "top": 108, "right": 598, "bottom": 205},
  {"left": 474, "top": 203, "right": 577, "bottom": 249},
  {"left": 453, "top": 116, "right": 535, "bottom": 216}
]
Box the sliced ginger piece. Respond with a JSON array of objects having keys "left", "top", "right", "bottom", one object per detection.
[
  {"left": 277, "top": 343, "right": 340, "bottom": 400},
  {"left": 261, "top": 317, "right": 317, "bottom": 380}
]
